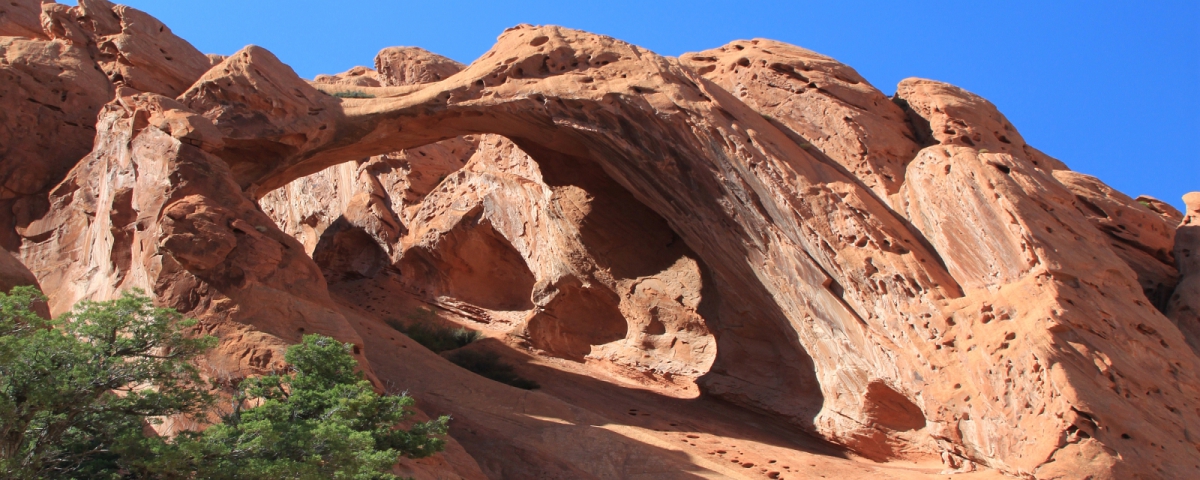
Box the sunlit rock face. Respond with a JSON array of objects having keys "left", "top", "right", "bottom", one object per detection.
[{"left": 2, "top": 3, "right": 1198, "bottom": 477}]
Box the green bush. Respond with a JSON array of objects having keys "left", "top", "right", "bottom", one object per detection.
[
  {"left": 171, "top": 335, "right": 448, "bottom": 479},
  {"left": 332, "top": 90, "right": 376, "bottom": 99},
  {"left": 387, "top": 308, "right": 483, "bottom": 353},
  {"left": 0, "top": 288, "right": 446, "bottom": 479},
  {"left": 446, "top": 350, "right": 540, "bottom": 390},
  {"left": 0, "top": 287, "right": 216, "bottom": 478}
]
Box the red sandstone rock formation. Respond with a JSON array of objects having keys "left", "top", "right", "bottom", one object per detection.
[
  {"left": 1168, "top": 193, "right": 1200, "bottom": 353},
  {"left": 375, "top": 46, "right": 465, "bottom": 86},
  {"left": 0, "top": 0, "right": 45, "bottom": 39},
  {"left": 0, "top": 249, "right": 39, "bottom": 295},
  {"left": 2, "top": 4, "right": 1197, "bottom": 479}
]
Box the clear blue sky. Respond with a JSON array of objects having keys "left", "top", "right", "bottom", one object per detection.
[{"left": 85, "top": 0, "right": 1198, "bottom": 209}]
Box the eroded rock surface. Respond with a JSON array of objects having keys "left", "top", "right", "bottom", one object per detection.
[
  {"left": 682, "top": 39, "right": 921, "bottom": 202},
  {"left": 3, "top": 5, "right": 1198, "bottom": 479},
  {"left": 375, "top": 46, "right": 464, "bottom": 86},
  {"left": 1168, "top": 193, "right": 1200, "bottom": 353},
  {"left": 0, "top": 35, "right": 113, "bottom": 247},
  {"left": 1055, "top": 170, "right": 1179, "bottom": 311},
  {"left": 0, "top": 0, "right": 45, "bottom": 38},
  {"left": 252, "top": 26, "right": 1199, "bottom": 477},
  {"left": 261, "top": 47, "right": 721, "bottom": 382},
  {"left": 17, "top": 90, "right": 365, "bottom": 382}
]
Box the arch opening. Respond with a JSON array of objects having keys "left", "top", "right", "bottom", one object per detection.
[
  {"left": 260, "top": 106, "right": 830, "bottom": 430},
  {"left": 244, "top": 30, "right": 836, "bottom": 430},
  {"left": 311, "top": 218, "right": 389, "bottom": 283}
]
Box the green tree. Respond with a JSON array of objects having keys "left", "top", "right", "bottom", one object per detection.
[
  {"left": 1, "top": 287, "right": 446, "bottom": 479},
  {"left": 0, "top": 287, "right": 215, "bottom": 479},
  {"left": 172, "top": 334, "right": 449, "bottom": 480}
]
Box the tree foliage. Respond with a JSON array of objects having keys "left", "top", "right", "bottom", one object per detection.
[
  {"left": 170, "top": 335, "right": 449, "bottom": 479},
  {"left": 0, "top": 288, "right": 448, "bottom": 479},
  {"left": 0, "top": 287, "right": 215, "bottom": 478}
]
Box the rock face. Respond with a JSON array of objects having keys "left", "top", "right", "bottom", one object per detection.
[
  {"left": 3, "top": 5, "right": 1198, "bottom": 479},
  {"left": 1054, "top": 171, "right": 1180, "bottom": 312},
  {"left": 681, "top": 40, "right": 922, "bottom": 202},
  {"left": 0, "top": 248, "right": 39, "bottom": 294},
  {"left": 18, "top": 89, "right": 367, "bottom": 383},
  {"left": 374, "top": 46, "right": 464, "bottom": 86},
  {"left": 0, "top": 0, "right": 45, "bottom": 38},
  {"left": 1167, "top": 193, "right": 1200, "bottom": 353},
  {"left": 0, "top": 34, "right": 113, "bottom": 247}
]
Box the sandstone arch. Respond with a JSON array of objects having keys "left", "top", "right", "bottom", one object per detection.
[
  {"left": 183, "top": 25, "right": 969, "bottom": 460},
  {"left": 168, "top": 24, "right": 1200, "bottom": 475},
  {"left": 4, "top": 4, "right": 1197, "bottom": 474}
]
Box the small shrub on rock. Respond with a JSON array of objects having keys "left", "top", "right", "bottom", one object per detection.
[
  {"left": 332, "top": 90, "right": 376, "bottom": 99},
  {"left": 387, "top": 307, "right": 483, "bottom": 353},
  {"left": 446, "top": 350, "right": 540, "bottom": 390}
]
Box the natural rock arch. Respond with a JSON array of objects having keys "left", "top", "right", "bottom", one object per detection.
[
  {"left": 6, "top": 4, "right": 1194, "bottom": 473},
  {"left": 170, "top": 24, "right": 1200, "bottom": 475},
  {"left": 183, "top": 25, "right": 959, "bottom": 456}
]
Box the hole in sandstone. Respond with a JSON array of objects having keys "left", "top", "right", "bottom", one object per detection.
[
  {"left": 312, "top": 219, "right": 388, "bottom": 283},
  {"left": 525, "top": 280, "right": 628, "bottom": 362}
]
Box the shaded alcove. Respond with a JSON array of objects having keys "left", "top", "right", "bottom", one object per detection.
[
  {"left": 396, "top": 207, "right": 537, "bottom": 312},
  {"left": 526, "top": 281, "right": 629, "bottom": 361},
  {"left": 311, "top": 217, "right": 389, "bottom": 283},
  {"left": 510, "top": 138, "right": 827, "bottom": 428}
]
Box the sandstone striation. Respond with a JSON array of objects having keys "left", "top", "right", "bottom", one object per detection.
[
  {"left": 0, "top": 34, "right": 113, "bottom": 246},
  {"left": 16, "top": 89, "right": 365, "bottom": 381},
  {"left": 1, "top": 4, "right": 1197, "bottom": 479},
  {"left": 1054, "top": 170, "right": 1180, "bottom": 311},
  {"left": 681, "top": 39, "right": 921, "bottom": 202}
]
